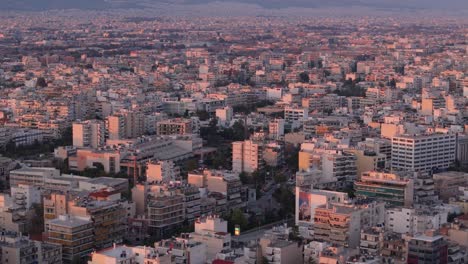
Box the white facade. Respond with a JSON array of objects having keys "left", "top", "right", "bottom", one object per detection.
[
  {"left": 72, "top": 120, "right": 105, "bottom": 149},
  {"left": 232, "top": 140, "right": 262, "bottom": 173},
  {"left": 11, "top": 184, "right": 41, "bottom": 209},
  {"left": 391, "top": 133, "right": 456, "bottom": 172},
  {"left": 385, "top": 207, "right": 447, "bottom": 235},
  {"left": 192, "top": 216, "right": 231, "bottom": 262},
  {"left": 89, "top": 245, "right": 171, "bottom": 264},
  {"left": 284, "top": 107, "right": 308, "bottom": 121}
]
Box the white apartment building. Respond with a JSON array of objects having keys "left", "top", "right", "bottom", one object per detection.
[
  {"left": 72, "top": 119, "right": 105, "bottom": 149},
  {"left": 391, "top": 133, "right": 456, "bottom": 172},
  {"left": 191, "top": 215, "right": 231, "bottom": 262},
  {"left": 89, "top": 244, "right": 171, "bottom": 264},
  {"left": 385, "top": 207, "right": 447, "bottom": 235},
  {"left": 284, "top": 106, "right": 308, "bottom": 128},
  {"left": 10, "top": 184, "right": 41, "bottom": 209},
  {"left": 232, "top": 140, "right": 263, "bottom": 173}
]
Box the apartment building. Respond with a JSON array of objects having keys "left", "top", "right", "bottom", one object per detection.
[
  {"left": 147, "top": 193, "right": 185, "bottom": 239},
  {"left": 357, "top": 138, "right": 392, "bottom": 160},
  {"left": 45, "top": 215, "right": 94, "bottom": 263},
  {"left": 268, "top": 119, "right": 285, "bottom": 139},
  {"left": 0, "top": 232, "right": 62, "bottom": 264},
  {"left": 191, "top": 215, "right": 231, "bottom": 262},
  {"left": 421, "top": 97, "right": 446, "bottom": 116},
  {"left": 312, "top": 200, "right": 385, "bottom": 248},
  {"left": 433, "top": 171, "right": 468, "bottom": 202},
  {"left": 157, "top": 118, "right": 193, "bottom": 136},
  {"left": 72, "top": 119, "right": 105, "bottom": 149},
  {"left": 284, "top": 106, "right": 308, "bottom": 124},
  {"left": 259, "top": 224, "right": 303, "bottom": 264},
  {"left": 107, "top": 111, "right": 145, "bottom": 140},
  {"left": 299, "top": 149, "right": 357, "bottom": 186},
  {"left": 232, "top": 140, "right": 263, "bottom": 173},
  {"left": 0, "top": 194, "right": 29, "bottom": 233},
  {"left": 347, "top": 149, "right": 387, "bottom": 179},
  {"left": 407, "top": 231, "right": 448, "bottom": 264},
  {"left": 68, "top": 199, "right": 127, "bottom": 249},
  {"left": 146, "top": 160, "right": 180, "bottom": 182},
  {"left": 155, "top": 234, "right": 207, "bottom": 264},
  {"left": 11, "top": 129, "right": 44, "bottom": 147},
  {"left": 391, "top": 133, "right": 456, "bottom": 172},
  {"left": 359, "top": 228, "right": 407, "bottom": 264},
  {"left": 354, "top": 171, "right": 414, "bottom": 207},
  {"left": 88, "top": 244, "right": 171, "bottom": 264},
  {"left": 385, "top": 207, "right": 447, "bottom": 235},
  {"left": 188, "top": 169, "right": 244, "bottom": 210}
]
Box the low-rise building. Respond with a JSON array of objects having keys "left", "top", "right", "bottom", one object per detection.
[
  {"left": 354, "top": 171, "right": 414, "bottom": 207},
  {"left": 88, "top": 244, "right": 171, "bottom": 264},
  {"left": 191, "top": 215, "right": 231, "bottom": 262}
]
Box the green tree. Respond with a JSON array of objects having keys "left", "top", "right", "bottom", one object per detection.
[
  {"left": 239, "top": 172, "right": 249, "bottom": 184},
  {"left": 273, "top": 172, "right": 287, "bottom": 184},
  {"left": 273, "top": 186, "right": 295, "bottom": 217},
  {"left": 299, "top": 72, "right": 310, "bottom": 83},
  {"left": 36, "top": 77, "right": 47, "bottom": 88},
  {"left": 285, "top": 147, "right": 299, "bottom": 173},
  {"left": 183, "top": 159, "right": 199, "bottom": 173},
  {"left": 229, "top": 209, "right": 248, "bottom": 234},
  {"left": 232, "top": 120, "right": 248, "bottom": 141},
  {"left": 195, "top": 110, "right": 210, "bottom": 121}
]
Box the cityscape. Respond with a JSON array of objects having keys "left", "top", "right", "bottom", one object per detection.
[{"left": 0, "top": 1, "right": 467, "bottom": 264}]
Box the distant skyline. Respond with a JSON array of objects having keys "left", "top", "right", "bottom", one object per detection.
[{"left": 1, "top": 0, "right": 468, "bottom": 12}]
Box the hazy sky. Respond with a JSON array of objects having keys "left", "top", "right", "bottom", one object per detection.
[{"left": 1, "top": 0, "right": 467, "bottom": 11}]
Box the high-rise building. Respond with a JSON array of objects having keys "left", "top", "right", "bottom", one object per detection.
[
  {"left": 72, "top": 120, "right": 105, "bottom": 149},
  {"left": 147, "top": 193, "right": 185, "bottom": 239},
  {"left": 107, "top": 114, "right": 125, "bottom": 140},
  {"left": 107, "top": 111, "right": 145, "bottom": 140},
  {"left": 391, "top": 133, "right": 456, "bottom": 172},
  {"left": 232, "top": 140, "right": 263, "bottom": 173}
]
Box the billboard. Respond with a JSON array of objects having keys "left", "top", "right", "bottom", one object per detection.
[{"left": 299, "top": 191, "right": 311, "bottom": 221}]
